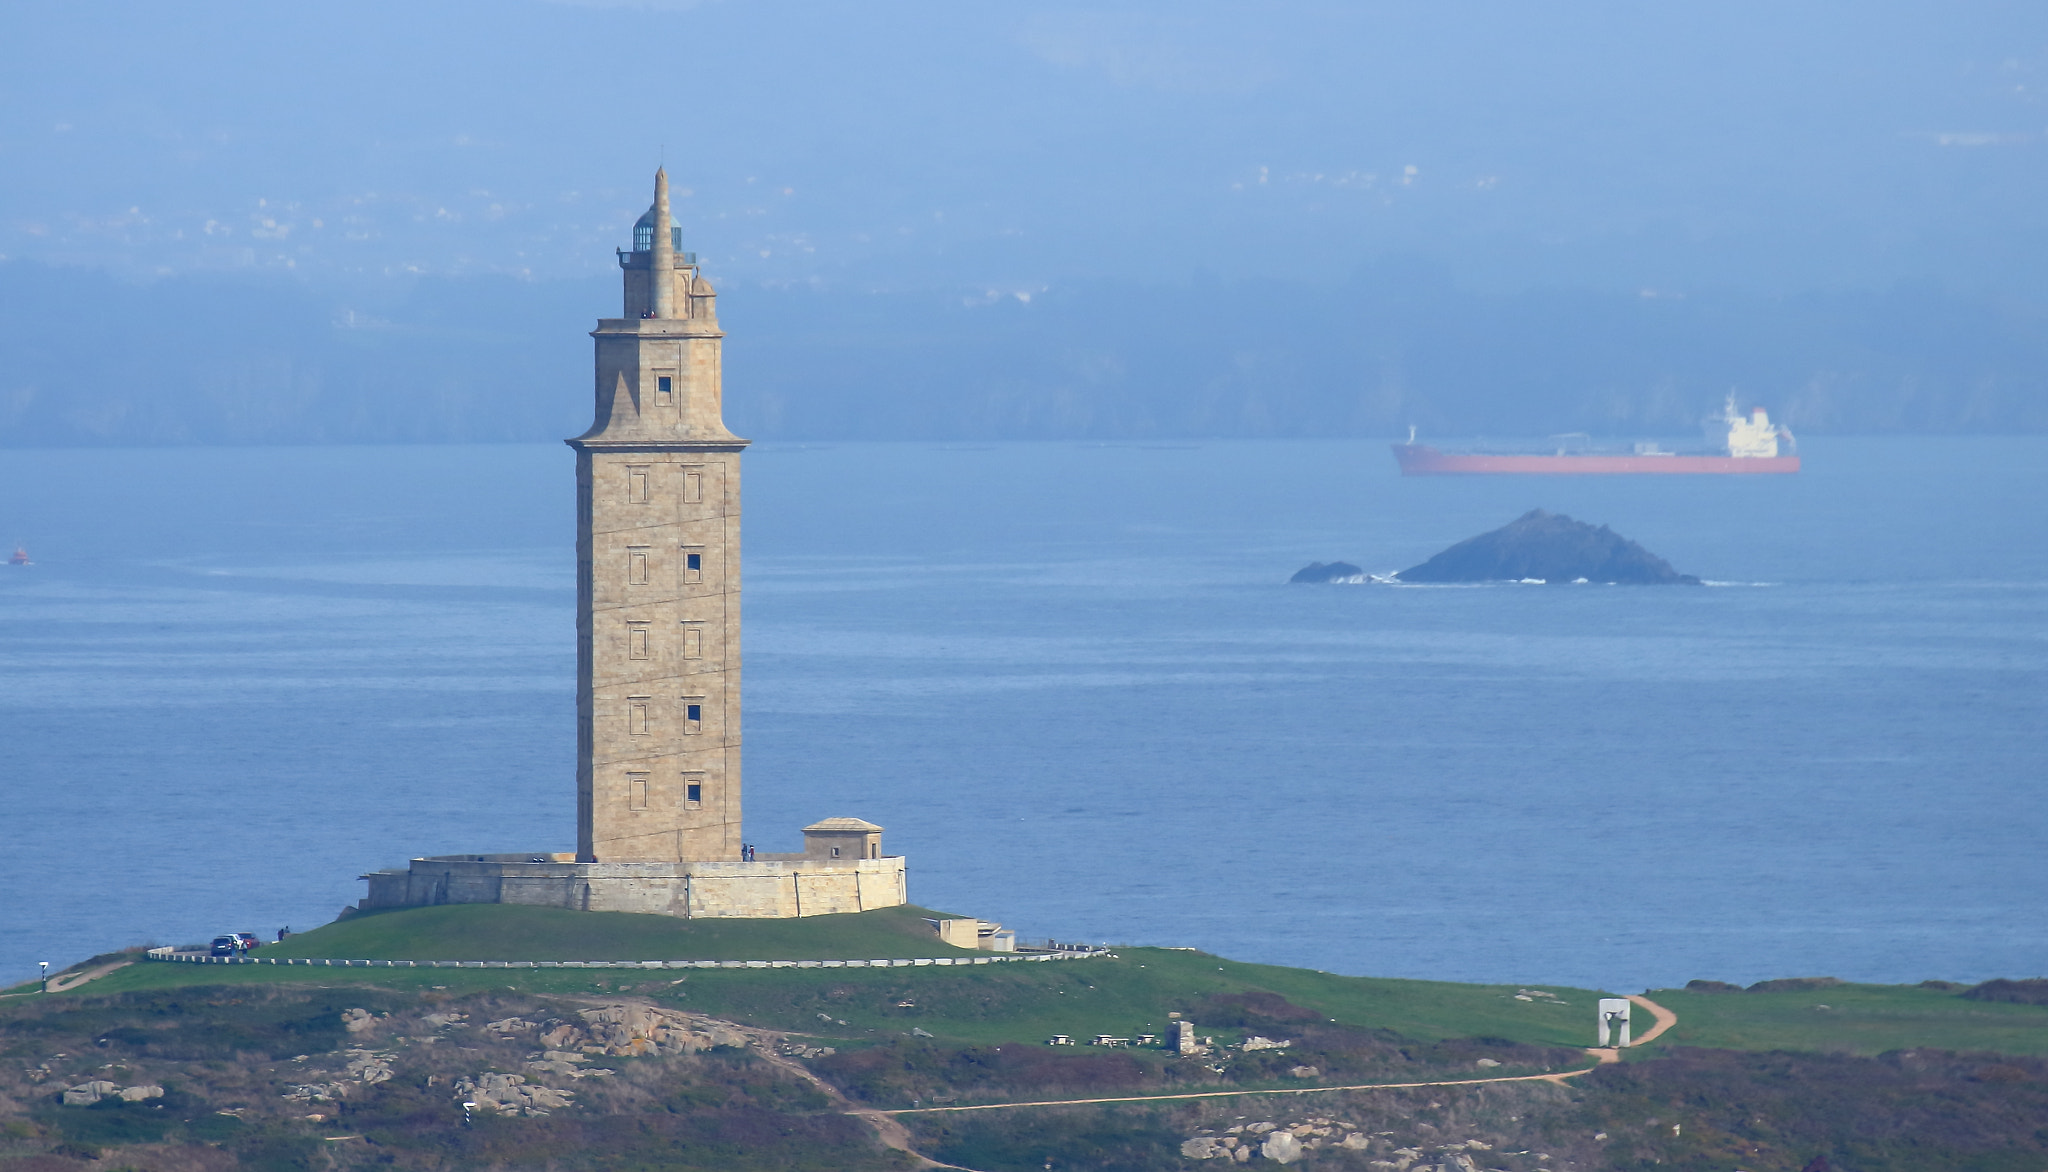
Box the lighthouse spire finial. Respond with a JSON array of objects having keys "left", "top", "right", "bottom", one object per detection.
[{"left": 650, "top": 167, "right": 675, "bottom": 319}]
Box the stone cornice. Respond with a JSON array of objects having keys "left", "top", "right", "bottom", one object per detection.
[
  {"left": 591, "top": 318, "right": 725, "bottom": 340},
  {"left": 565, "top": 438, "right": 750, "bottom": 453}
]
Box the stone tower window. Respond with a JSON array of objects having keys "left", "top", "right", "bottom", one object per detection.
[
  {"left": 629, "top": 698, "right": 652, "bottom": 735},
  {"left": 681, "top": 623, "right": 703, "bottom": 659},
  {"left": 682, "top": 700, "right": 703, "bottom": 734},
  {"left": 628, "top": 546, "right": 651, "bottom": 585},
  {"left": 656, "top": 374, "right": 674, "bottom": 406},
  {"left": 684, "top": 777, "right": 703, "bottom": 807},
  {"left": 682, "top": 547, "right": 703, "bottom": 583},
  {"left": 682, "top": 469, "right": 704, "bottom": 504},
  {"left": 627, "top": 466, "right": 650, "bottom": 504},
  {"left": 628, "top": 772, "right": 650, "bottom": 810}
]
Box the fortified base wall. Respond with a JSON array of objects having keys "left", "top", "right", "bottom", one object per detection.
[{"left": 360, "top": 854, "right": 907, "bottom": 919}]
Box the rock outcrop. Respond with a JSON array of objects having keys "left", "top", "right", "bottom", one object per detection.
[
  {"left": 1396, "top": 509, "right": 1701, "bottom": 585},
  {"left": 1289, "top": 561, "right": 1366, "bottom": 584},
  {"left": 61, "top": 1081, "right": 163, "bottom": 1106}
]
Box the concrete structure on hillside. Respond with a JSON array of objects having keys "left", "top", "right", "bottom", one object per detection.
[
  {"left": 360, "top": 171, "right": 913, "bottom": 922},
  {"left": 930, "top": 915, "right": 1018, "bottom": 952},
  {"left": 1596, "top": 998, "right": 1632, "bottom": 1047}
]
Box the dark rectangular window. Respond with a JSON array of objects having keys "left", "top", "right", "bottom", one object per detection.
[
  {"left": 686, "top": 704, "right": 701, "bottom": 721},
  {"left": 686, "top": 783, "right": 702, "bottom": 804},
  {"left": 657, "top": 376, "right": 673, "bottom": 395},
  {"left": 686, "top": 552, "right": 701, "bottom": 572}
]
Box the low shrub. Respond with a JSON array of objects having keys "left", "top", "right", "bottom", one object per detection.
[
  {"left": 1746, "top": 977, "right": 1843, "bottom": 993},
  {"left": 1961, "top": 979, "right": 2048, "bottom": 1005}
]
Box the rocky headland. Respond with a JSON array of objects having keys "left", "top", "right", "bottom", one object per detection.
[
  {"left": 1393, "top": 509, "right": 1701, "bottom": 585},
  {"left": 1290, "top": 511, "right": 1699, "bottom": 587},
  {"left": 1289, "top": 561, "right": 1366, "bottom": 584}
]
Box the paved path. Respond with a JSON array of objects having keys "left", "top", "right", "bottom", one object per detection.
[
  {"left": 1626, "top": 993, "right": 1678, "bottom": 1045},
  {"left": 1, "top": 960, "right": 135, "bottom": 997},
  {"left": 868, "top": 993, "right": 1680, "bottom": 1118},
  {"left": 872, "top": 1065, "right": 1600, "bottom": 1117}
]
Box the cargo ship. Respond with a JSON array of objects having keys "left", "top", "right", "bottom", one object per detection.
[{"left": 1393, "top": 397, "right": 1799, "bottom": 475}]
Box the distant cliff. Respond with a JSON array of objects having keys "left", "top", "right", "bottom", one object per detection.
[{"left": 1396, "top": 510, "right": 1702, "bottom": 585}]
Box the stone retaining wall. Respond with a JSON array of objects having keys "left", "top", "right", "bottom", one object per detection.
[{"left": 359, "top": 854, "right": 908, "bottom": 919}]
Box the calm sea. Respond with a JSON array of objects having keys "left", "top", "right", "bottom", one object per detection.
[{"left": 2, "top": 438, "right": 2044, "bottom": 993}]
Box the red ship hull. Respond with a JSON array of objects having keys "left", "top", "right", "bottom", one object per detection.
[{"left": 1393, "top": 445, "right": 1800, "bottom": 476}]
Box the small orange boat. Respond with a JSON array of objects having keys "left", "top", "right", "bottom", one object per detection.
[{"left": 8, "top": 547, "right": 29, "bottom": 566}]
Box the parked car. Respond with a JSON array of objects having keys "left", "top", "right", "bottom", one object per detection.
[
  {"left": 208, "top": 935, "right": 240, "bottom": 957},
  {"left": 235, "top": 933, "right": 262, "bottom": 951}
]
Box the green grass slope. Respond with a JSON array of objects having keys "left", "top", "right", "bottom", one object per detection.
[
  {"left": 28, "top": 903, "right": 2048, "bottom": 1060},
  {"left": 670, "top": 946, "right": 1609, "bottom": 1049},
  {"left": 257, "top": 903, "right": 983, "bottom": 962},
  {"left": 1645, "top": 982, "right": 2048, "bottom": 1057}
]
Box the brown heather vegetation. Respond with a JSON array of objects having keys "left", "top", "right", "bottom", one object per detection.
[{"left": 6, "top": 978, "right": 2048, "bottom": 1171}]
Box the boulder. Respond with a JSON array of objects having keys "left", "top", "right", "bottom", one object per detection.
[
  {"left": 1395, "top": 509, "right": 1701, "bottom": 585},
  {"left": 116, "top": 1085, "right": 164, "bottom": 1102},
  {"left": 60, "top": 1081, "right": 119, "bottom": 1106},
  {"left": 344, "top": 1050, "right": 395, "bottom": 1084},
  {"left": 1182, "top": 1137, "right": 1225, "bottom": 1159},
  {"left": 573, "top": 1004, "right": 750, "bottom": 1055},
  {"left": 456, "top": 1072, "right": 575, "bottom": 1116},
  {"left": 1260, "top": 1131, "right": 1302, "bottom": 1163}
]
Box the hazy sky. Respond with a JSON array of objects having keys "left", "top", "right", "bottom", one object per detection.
[{"left": 4, "top": 1, "right": 2045, "bottom": 296}]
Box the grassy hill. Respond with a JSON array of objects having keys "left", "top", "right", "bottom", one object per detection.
[
  {"left": 24, "top": 905, "right": 2048, "bottom": 1059},
  {"left": 14, "top": 908, "right": 2048, "bottom": 1172},
  {"left": 1642, "top": 982, "right": 2048, "bottom": 1057}
]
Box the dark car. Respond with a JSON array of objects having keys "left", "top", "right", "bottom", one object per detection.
[{"left": 208, "top": 935, "right": 240, "bottom": 957}]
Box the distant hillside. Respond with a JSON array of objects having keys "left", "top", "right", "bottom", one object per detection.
[{"left": 4, "top": 262, "right": 2047, "bottom": 447}]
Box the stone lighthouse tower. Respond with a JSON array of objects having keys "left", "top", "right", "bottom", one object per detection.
[
  {"left": 355, "top": 171, "right": 908, "bottom": 919},
  {"left": 570, "top": 168, "right": 744, "bottom": 864}
]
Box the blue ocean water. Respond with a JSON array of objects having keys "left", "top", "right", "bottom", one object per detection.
[{"left": 2, "top": 438, "right": 2044, "bottom": 993}]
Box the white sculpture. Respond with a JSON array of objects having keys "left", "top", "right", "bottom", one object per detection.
[{"left": 1596, "top": 998, "right": 1632, "bottom": 1047}]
